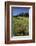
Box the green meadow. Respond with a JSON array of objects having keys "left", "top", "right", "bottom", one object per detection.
[{"left": 12, "top": 16, "right": 29, "bottom": 36}]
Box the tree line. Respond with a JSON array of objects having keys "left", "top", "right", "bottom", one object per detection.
[{"left": 13, "top": 13, "right": 29, "bottom": 17}]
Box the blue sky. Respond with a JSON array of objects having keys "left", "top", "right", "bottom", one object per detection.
[{"left": 11, "top": 7, "right": 29, "bottom": 16}]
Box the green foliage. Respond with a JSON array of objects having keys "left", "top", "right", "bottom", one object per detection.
[{"left": 12, "top": 16, "right": 29, "bottom": 36}]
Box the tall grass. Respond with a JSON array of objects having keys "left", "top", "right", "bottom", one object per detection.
[{"left": 12, "top": 16, "right": 29, "bottom": 36}]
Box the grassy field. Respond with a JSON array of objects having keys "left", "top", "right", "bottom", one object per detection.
[{"left": 12, "top": 16, "right": 29, "bottom": 36}]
